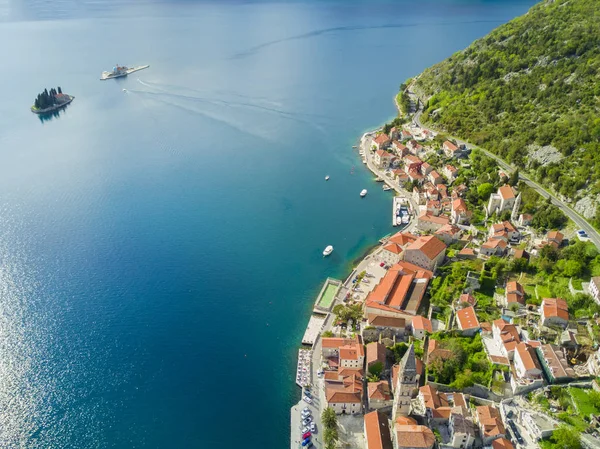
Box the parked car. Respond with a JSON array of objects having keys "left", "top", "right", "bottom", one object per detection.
[
  {"left": 380, "top": 262, "right": 385, "bottom": 267},
  {"left": 310, "top": 422, "right": 317, "bottom": 433},
  {"left": 303, "top": 418, "right": 312, "bottom": 426},
  {"left": 304, "top": 391, "right": 312, "bottom": 398},
  {"left": 301, "top": 438, "right": 311, "bottom": 447},
  {"left": 303, "top": 397, "right": 312, "bottom": 404},
  {"left": 301, "top": 427, "right": 309, "bottom": 434},
  {"left": 302, "top": 432, "right": 311, "bottom": 439}
]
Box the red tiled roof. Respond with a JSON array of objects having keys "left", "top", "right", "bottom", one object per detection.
[
  {"left": 498, "top": 185, "right": 515, "bottom": 200},
  {"left": 444, "top": 140, "right": 459, "bottom": 152},
  {"left": 374, "top": 134, "right": 391, "bottom": 145},
  {"left": 542, "top": 298, "right": 569, "bottom": 321},
  {"left": 364, "top": 411, "right": 394, "bottom": 449},
  {"left": 367, "top": 314, "right": 406, "bottom": 329},
  {"left": 515, "top": 342, "right": 542, "bottom": 372},
  {"left": 368, "top": 381, "right": 392, "bottom": 400},
  {"left": 547, "top": 231, "right": 564, "bottom": 242},
  {"left": 493, "top": 438, "right": 515, "bottom": 449},
  {"left": 406, "top": 235, "right": 446, "bottom": 261},
  {"left": 412, "top": 315, "right": 432, "bottom": 332},
  {"left": 459, "top": 293, "right": 476, "bottom": 306},
  {"left": 506, "top": 281, "right": 524, "bottom": 296},
  {"left": 452, "top": 198, "right": 468, "bottom": 213},
  {"left": 418, "top": 212, "right": 450, "bottom": 225},
  {"left": 394, "top": 425, "right": 435, "bottom": 449},
  {"left": 366, "top": 342, "right": 386, "bottom": 367},
  {"left": 383, "top": 243, "right": 403, "bottom": 254},
  {"left": 389, "top": 232, "right": 418, "bottom": 247},
  {"left": 456, "top": 306, "right": 480, "bottom": 330}
]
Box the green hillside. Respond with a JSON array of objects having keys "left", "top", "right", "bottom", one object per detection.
[{"left": 413, "top": 0, "right": 600, "bottom": 227}]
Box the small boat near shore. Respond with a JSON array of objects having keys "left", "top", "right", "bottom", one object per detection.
[
  {"left": 352, "top": 145, "right": 357, "bottom": 148},
  {"left": 360, "top": 189, "right": 368, "bottom": 197},
  {"left": 375, "top": 177, "right": 383, "bottom": 182},
  {"left": 325, "top": 175, "right": 330, "bottom": 181},
  {"left": 383, "top": 184, "right": 391, "bottom": 191},
  {"left": 323, "top": 245, "right": 334, "bottom": 257}
]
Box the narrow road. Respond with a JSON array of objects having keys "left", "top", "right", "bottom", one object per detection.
[{"left": 408, "top": 92, "right": 600, "bottom": 250}]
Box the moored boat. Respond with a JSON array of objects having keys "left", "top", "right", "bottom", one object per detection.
[
  {"left": 323, "top": 245, "right": 334, "bottom": 257},
  {"left": 360, "top": 189, "right": 368, "bottom": 197},
  {"left": 325, "top": 175, "right": 330, "bottom": 181},
  {"left": 382, "top": 184, "right": 391, "bottom": 191}
]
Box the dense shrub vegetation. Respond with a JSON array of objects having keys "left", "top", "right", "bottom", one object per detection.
[{"left": 413, "top": 0, "right": 600, "bottom": 227}]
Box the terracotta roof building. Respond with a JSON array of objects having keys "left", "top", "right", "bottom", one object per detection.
[
  {"left": 537, "top": 344, "right": 577, "bottom": 383},
  {"left": 411, "top": 315, "right": 432, "bottom": 340},
  {"left": 492, "top": 319, "right": 521, "bottom": 360},
  {"left": 366, "top": 342, "right": 387, "bottom": 370},
  {"left": 456, "top": 306, "right": 480, "bottom": 336},
  {"left": 541, "top": 298, "right": 569, "bottom": 328},
  {"left": 417, "top": 212, "right": 450, "bottom": 232},
  {"left": 476, "top": 405, "right": 505, "bottom": 444},
  {"left": 364, "top": 410, "right": 393, "bottom": 449},
  {"left": 367, "top": 314, "right": 406, "bottom": 332},
  {"left": 374, "top": 133, "right": 391, "bottom": 150},
  {"left": 492, "top": 438, "right": 515, "bottom": 449},
  {"left": 368, "top": 381, "right": 393, "bottom": 410},
  {"left": 365, "top": 262, "right": 433, "bottom": 322},
  {"left": 480, "top": 238, "right": 507, "bottom": 257},
  {"left": 451, "top": 198, "right": 471, "bottom": 225},
  {"left": 487, "top": 185, "right": 518, "bottom": 216},
  {"left": 394, "top": 422, "right": 435, "bottom": 449},
  {"left": 404, "top": 235, "right": 447, "bottom": 271},
  {"left": 505, "top": 281, "right": 525, "bottom": 307},
  {"left": 514, "top": 342, "right": 543, "bottom": 380}
]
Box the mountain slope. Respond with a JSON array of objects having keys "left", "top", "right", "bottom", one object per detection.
[{"left": 413, "top": 0, "right": 600, "bottom": 226}]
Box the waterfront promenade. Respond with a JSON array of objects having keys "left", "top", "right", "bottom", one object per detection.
[
  {"left": 290, "top": 248, "right": 389, "bottom": 449},
  {"left": 290, "top": 131, "right": 421, "bottom": 449},
  {"left": 359, "top": 132, "right": 419, "bottom": 231}
]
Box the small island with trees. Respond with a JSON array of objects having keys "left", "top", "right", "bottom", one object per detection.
[{"left": 31, "top": 87, "right": 74, "bottom": 114}]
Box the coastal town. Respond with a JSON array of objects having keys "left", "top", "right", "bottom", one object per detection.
[{"left": 290, "top": 96, "right": 600, "bottom": 449}]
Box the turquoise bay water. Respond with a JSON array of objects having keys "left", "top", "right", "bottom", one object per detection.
[{"left": 0, "top": 1, "right": 536, "bottom": 447}]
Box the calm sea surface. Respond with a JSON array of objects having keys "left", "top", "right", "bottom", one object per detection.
[{"left": 0, "top": 1, "right": 536, "bottom": 447}]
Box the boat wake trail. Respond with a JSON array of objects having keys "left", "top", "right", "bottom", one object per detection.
[
  {"left": 230, "top": 19, "right": 503, "bottom": 59},
  {"left": 133, "top": 79, "right": 328, "bottom": 138}
]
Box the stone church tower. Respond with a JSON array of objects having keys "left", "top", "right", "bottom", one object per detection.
[{"left": 392, "top": 344, "right": 417, "bottom": 420}]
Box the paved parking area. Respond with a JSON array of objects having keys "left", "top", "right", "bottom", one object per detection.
[
  {"left": 501, "top": 399, "right": 541, "bottom": 449},
  {"left": 291, "top": 391, "right": 323, "bottom": 449}
]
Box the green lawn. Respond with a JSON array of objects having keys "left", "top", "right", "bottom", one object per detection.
[
  {"left": 569, "top": 388, "right": 600, "bottom": 416},
  {"left": 523, "top": 284, "right": 536, "bottom": 296},
  {"left": 318, "top": 283, "right": 339, "bottom": 309},
  {"left": 537, "top": 285, "right": 552, "bottom": 298}
]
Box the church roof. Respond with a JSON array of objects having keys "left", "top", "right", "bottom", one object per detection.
[{"left": 399, "top": 344, "right": 416, "bottom": 375}]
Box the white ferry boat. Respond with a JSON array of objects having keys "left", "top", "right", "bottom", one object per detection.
[
  {"left": 360, "top": 189, "right": 368, "bottom": 197},
  {"left": 323, "top": 245, "right": 334, "bottom": 257},
  {"left": 101, "top": 64, "right": 149, "bottom": 80}
]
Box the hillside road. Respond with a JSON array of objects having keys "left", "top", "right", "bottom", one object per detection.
[{"left": 408, "top": 92, "right": 600, "bottom": 251}]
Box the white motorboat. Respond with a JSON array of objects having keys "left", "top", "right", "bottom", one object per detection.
[
  {"left": 360, "top": 189, "right": 368, "bottom": 197},
  {"left": 382, "top": 184, "right": 391, "bottom": 191},
  {"left": 323, "top": 245, "right": 334, "bottom": 257},
  {"left": 325, "top": 175, "right": 330, "bottom": 181}
]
